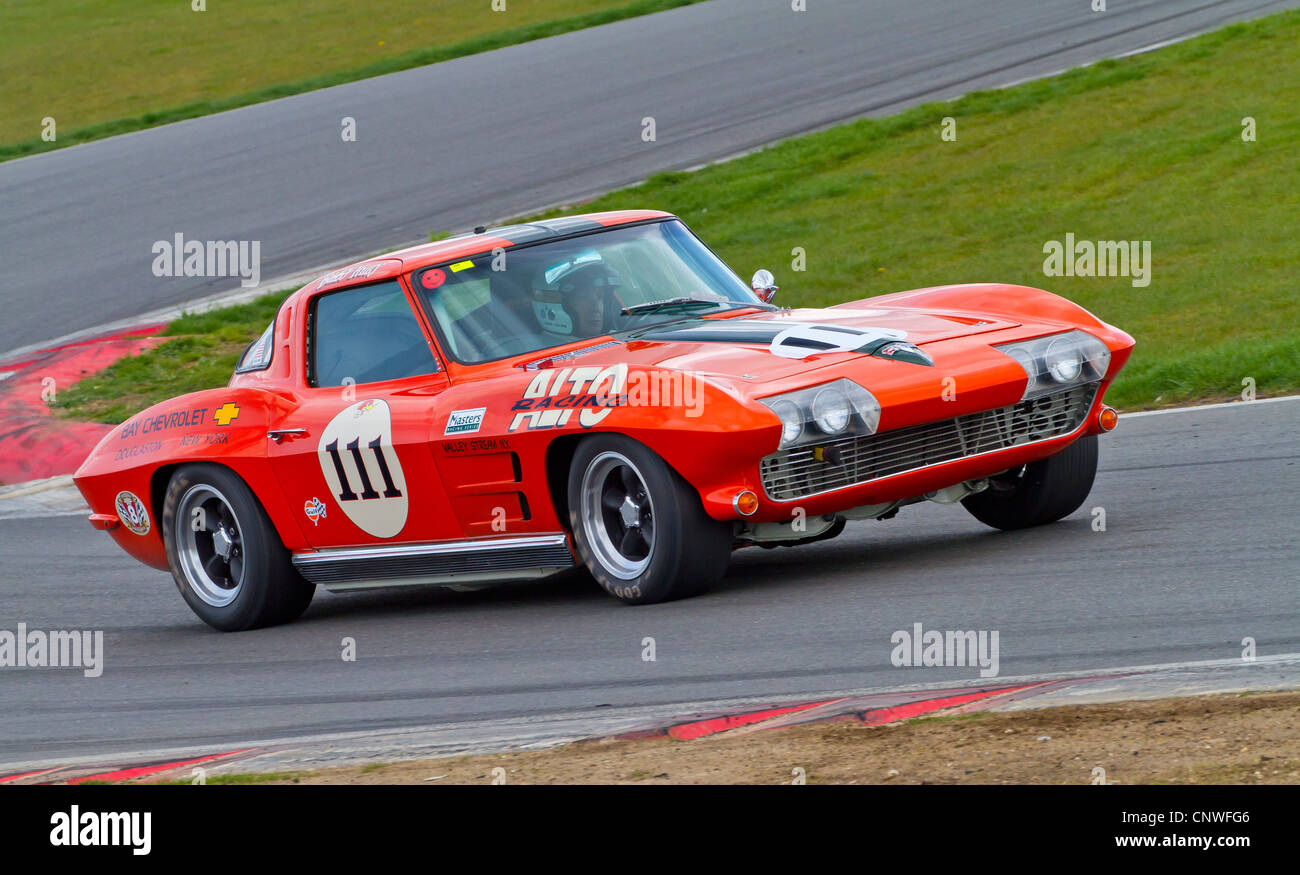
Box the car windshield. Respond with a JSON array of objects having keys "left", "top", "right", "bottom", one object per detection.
[{"left": 414, "top": 219, "right": 761, "bottom": 364}]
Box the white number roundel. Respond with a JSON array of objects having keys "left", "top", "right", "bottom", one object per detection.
[{"left": 317, "top": 399, "right": 408, "bottom": 538}]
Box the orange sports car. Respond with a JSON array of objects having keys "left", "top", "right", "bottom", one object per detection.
[{"left": 74, "top": 210, "right": 1133, "bottom": 630}]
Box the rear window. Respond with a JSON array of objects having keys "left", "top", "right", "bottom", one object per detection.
[{"left": 235, "top": 320, "right": 275, "bottom": 373}]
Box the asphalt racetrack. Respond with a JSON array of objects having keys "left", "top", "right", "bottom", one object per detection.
[
  {"left": 2, "top": 399, "right": 1296, "bottom": 765},
  {"left": 2, "top": 0, "right": 1297, "bottom": 352}
]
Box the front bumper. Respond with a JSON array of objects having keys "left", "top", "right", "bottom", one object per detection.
[
  {"left": 695, "top": 377, "right": 1113, "bottom": 522},
  {"left": 759, "top": 382, "right": 1097, "bottom": 502}
]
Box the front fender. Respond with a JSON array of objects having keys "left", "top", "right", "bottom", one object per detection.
[
  {"left": 579, "top": 368, "right": 781, "bottom": 521},
  {"left": 848, "top": 283, "right": 1120, "bottom": 336}
]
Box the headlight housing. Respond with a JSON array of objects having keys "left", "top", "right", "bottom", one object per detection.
[
  {"left": 769, "top": 399, "right": 804, "bottom": 445},
  {"left": 760, "top": 379, "right": 881, "bottom": 449},
  {"left": 994, "top": 330, "right": 1110, "bottom": 400}
]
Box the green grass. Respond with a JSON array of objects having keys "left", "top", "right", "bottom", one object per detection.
[
  {"left": 53, "top": 10, "right": 1300, "bottom": 423},
  {"left": 1, "top": 0, "right": 704, "bottom": 161},
  {"left": 547, "top": 11, "right": 1300, "bottom": 410},
  {"left": 153, "top": 771, "right": 305, "bottom": 785}
]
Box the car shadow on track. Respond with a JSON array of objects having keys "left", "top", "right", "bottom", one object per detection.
[
  {"left": 715, "top": 516, "right": 1096, "bottom": 596},
  {"left": 292, "top": 517, "right": 1094, "bottom": 623},
  {"left": 299, "top": 566, "right": 607, "bottom": 622}
]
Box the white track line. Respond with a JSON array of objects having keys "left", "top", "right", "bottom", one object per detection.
[{"left": 1122, "top": 394, "right": 1300, "bottom": 418}]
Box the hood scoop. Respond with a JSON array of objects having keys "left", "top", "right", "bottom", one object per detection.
[
  {"left": 858, "top": 338, "right": 934, "bottom": 366},
  {"left": 628, "top": 318, "right": 935, "bottom": 364}
]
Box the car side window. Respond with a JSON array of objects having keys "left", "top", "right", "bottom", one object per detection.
[{"left": 310, "top": 280, "right": 440, "bottom": 387}]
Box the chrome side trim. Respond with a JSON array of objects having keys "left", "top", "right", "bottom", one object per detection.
[
  {"left": 292, "top": 534, "right": 569, "bottom": 566},
  {"left": 291, "top": 534, "right": 575, "bottom": 588}
]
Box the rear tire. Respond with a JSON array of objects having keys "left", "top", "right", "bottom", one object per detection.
[
  {"left": 961, "top": 435, "right": 1098, "bottom": 530},
  {"left": 568, "top": 435, "right": 731, "bottom": 604},
  {"left": 162, "top": 464, "right": 315, "bottom": 631}
]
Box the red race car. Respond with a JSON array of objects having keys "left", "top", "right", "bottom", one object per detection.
[{"left": 74, "top": 210, "right": 1133, "bottom": 630}]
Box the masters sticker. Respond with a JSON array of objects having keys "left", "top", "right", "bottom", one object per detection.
[
  {"left": 444, "top": 407, "right": 486, "bottom": 436},
  {"left": 114, "top": 491, "right": 151, "bottom": 536}
]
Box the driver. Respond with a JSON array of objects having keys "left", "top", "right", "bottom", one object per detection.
[{"left": 559, "top": 262, "right": 620, "bottom": 337}]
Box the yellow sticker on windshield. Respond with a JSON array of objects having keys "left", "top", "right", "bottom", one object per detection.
[{"left": 450, "top": 260, "right": 474, "bottom": 273}]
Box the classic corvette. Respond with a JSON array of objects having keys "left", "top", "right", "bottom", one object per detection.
[{"left": 74, "top": 210, "right": 1134, "bottom": 630}]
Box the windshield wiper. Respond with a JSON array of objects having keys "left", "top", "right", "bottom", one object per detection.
[
  {"left": 617, "top": 302, "right": 756, "bottom": 339},
  {"left": 621, "top": 297, "right": 722, "bottom": 316}
]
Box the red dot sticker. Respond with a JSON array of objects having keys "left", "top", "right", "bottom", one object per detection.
[{"left": 421, "top": 269, "right": 446, "bottom": 289}]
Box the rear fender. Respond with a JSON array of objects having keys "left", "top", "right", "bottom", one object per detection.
[{"left": 72, "top": 387, "right": 310, "bottom": 570}]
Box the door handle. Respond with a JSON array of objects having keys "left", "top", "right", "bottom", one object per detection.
[{"left": 267, "top": 428, "right": 308, "bottom": 443}]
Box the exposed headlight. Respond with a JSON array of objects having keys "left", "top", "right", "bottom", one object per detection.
[
  {"left": 1006, "top": 346, "right": 1035, "bottom": 378},
  {"left": 760, "top": 379, "right": 880, "bottom": 449},
  {"left": 1043, "top": 337, "right": 1083, "bottom": 383},
  {"left": 811, "top": 386, "right": 851, "bottom": 434},
  {"left": 770, "top": 399, "right": 803, "bottom": 445},
  {"left": 995, "top": 330, "right": 1110, "bottom": 400}
]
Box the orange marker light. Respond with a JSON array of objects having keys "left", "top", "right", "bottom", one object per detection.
[
  {"left": 733, "top": 490, "right": 759, "bottom": 516},
  {"left": 1097, "top": 406, "right": 1119, "bottom": 431}
]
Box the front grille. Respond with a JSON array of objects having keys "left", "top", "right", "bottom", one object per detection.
[{"left": 759, "top": 383, "right": 1099, "bottom": 501}]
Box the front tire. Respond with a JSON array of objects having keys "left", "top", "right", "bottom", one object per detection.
[
  {"left": 162, "top": 464, "right": 315, "bottom": 631},
  {"left": 568, "top": 436, "right": 731, "bottom": 604},
  {"left": 961, "top": 434, "right": 1098, "bottom": 530}
]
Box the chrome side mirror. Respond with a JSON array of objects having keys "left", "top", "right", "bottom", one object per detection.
[{"left": 751, "top": 269, "right": 778, "bottom": 304}]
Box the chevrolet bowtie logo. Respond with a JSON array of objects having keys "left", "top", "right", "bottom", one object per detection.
[{"left": 213, "top": 403, "right": 241, "bottom": 426}]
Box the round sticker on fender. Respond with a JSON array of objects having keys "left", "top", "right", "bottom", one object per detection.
[
  {"left": 317, "top": 399, "right": 408, "bottom": 538},
  {"left": 115, "top": 491, "right": 151, "bottom": 536}
]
